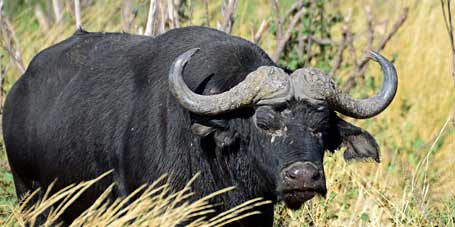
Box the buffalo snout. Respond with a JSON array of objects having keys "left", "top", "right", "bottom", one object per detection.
[{"left": 279, "top": 161, "right": 327, "bottom": 209}]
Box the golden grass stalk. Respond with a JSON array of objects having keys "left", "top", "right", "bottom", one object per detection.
[{"left": 8, "top": 171, "right": 269, "bottom": 227}]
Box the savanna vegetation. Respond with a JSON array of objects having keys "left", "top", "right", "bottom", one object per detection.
[{"left": 0, "top": 0, "right": 454, "bottom": 226}]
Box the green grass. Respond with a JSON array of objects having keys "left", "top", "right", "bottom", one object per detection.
[
  {"left": 0, "top": 140, "right": 15, "bottom": 225},
  {"left": 0, "top": 168, "right": 14, "bottom": 206}
]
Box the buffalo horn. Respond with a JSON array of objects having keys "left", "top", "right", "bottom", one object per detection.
[
  {"left": 291, "top": 51, "right": 397, "bottom": 119},
  {"left": 168, "top": 48, "right": 293, "bottom": 115}
]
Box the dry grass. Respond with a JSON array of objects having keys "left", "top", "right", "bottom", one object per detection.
[
  {"left": 0, "top": 0, "right": 454, "bottom": 226},
  {"left": 2, "top": 172, "right": 269, "bottom": 227}
]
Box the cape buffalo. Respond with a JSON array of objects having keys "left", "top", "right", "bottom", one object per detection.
[{"left": 3, "top": 26, "right": 397, "bottom": 226}]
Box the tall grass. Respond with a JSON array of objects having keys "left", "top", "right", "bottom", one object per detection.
[
  {"left": 2, "top": 172, "right": 269, "bottom": 227},
  {"left": 0, "top": 0, "right": 454, "bottom": 226}
]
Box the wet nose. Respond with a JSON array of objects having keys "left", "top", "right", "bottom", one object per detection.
[{"left": 282, "top": 161, "right": 324, "bottom": 189}]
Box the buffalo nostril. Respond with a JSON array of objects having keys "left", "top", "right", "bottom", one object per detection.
[
  {"left": 311, "top": 171, "right": 320, "bottom": 180},
  {"left": 302, "top": 162, "right": 320, "bottom": 180},
  {"left": 285, "top": 170, "right": 297, "bottom": 180},
  {"left": 283, "top": 164, "right": 306, "bottom": 182}
]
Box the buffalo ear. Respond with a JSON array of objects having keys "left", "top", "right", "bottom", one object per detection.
[
  {"left": 191, "top": 123, "right": 216, "bottom": 136},
  {"left": 192, "top": 123, "right": 238, "bottom": 147},
  {"left": 191, "top": 118, "right": 228, "bottom": 137},
  {"left": 337, "top": 119, "right": 380, "bottom": 162}
]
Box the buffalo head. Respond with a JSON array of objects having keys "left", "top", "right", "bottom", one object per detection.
[{"left": 168, "top": 48, "right": 397, "bottom": 209}]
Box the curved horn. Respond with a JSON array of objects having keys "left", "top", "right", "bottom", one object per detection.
[
  {"left": 169, "top": 48, "right": 293, "bottom": 115},
  {"left": 291, "top": 51, "right": 397, "bottom": 119},
  {"left": 328, "top": 51, "right": 398, "bottom": 118}
]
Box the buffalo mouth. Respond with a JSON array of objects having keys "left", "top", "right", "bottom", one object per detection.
[{"left": 279, "top": 188, "right": 325, "bottom": 210}]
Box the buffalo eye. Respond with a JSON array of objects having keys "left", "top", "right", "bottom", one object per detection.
[{"left": 255, "top": 106, "right": 283, "bottom": 131}]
